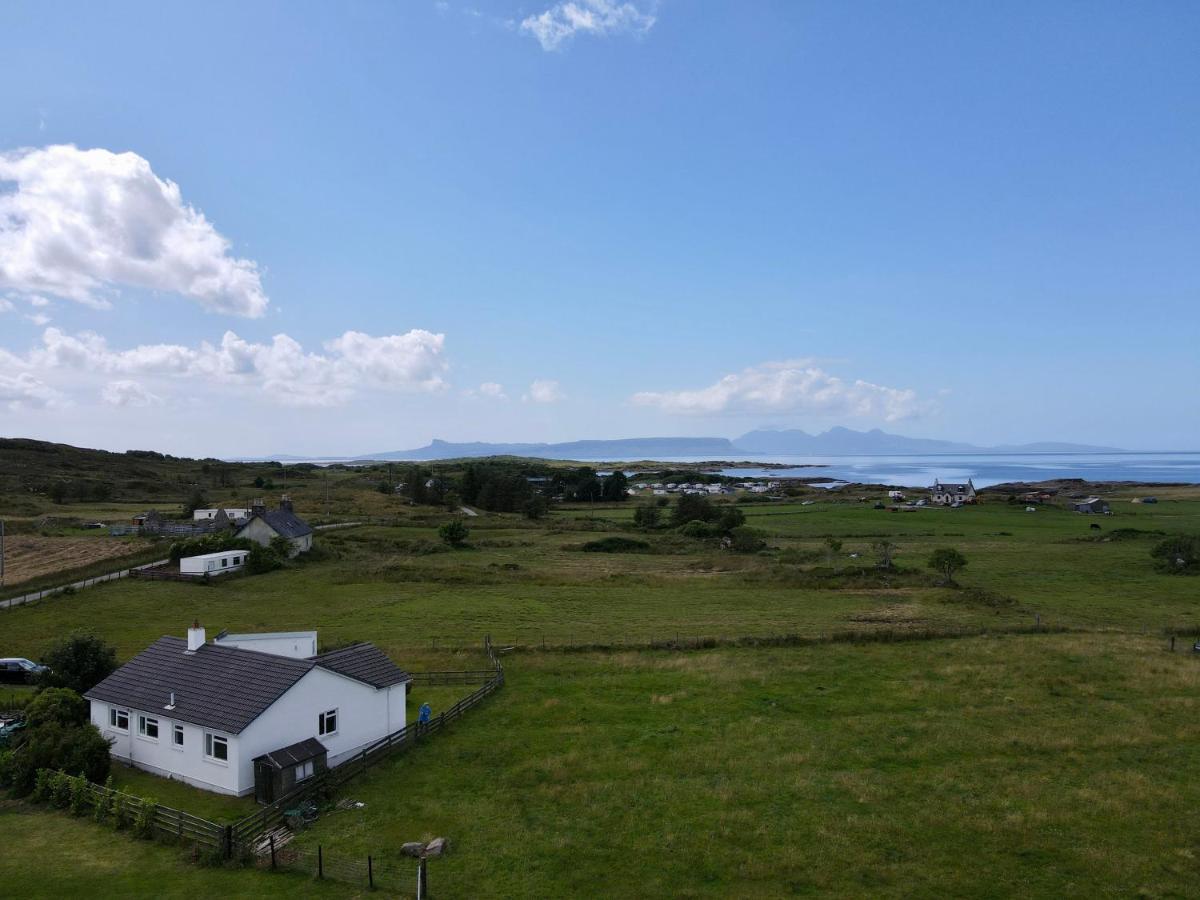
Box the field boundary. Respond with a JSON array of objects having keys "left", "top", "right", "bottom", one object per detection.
[{"left": 0, "top": 558, "right": 169, "bottom": 610}]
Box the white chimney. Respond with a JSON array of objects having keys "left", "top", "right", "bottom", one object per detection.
[{"left": 187, "top": 621, "right": 206, "bottom": 652}]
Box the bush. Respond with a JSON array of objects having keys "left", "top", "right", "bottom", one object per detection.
[
  {"left": 632, "top": 504, "right": 661, "bottom": 529},
  {"left": 581, "top": 536, "right": 651, "bottom": 553},
  {"left": 37, "top": 633, "right": 118, "bottom": 694},
  {"left": 439, "top": 520, "right": 470, "bottom": 547},
  {"left": 69, "top": 773, "right": 90, "bottom": 816},
  {"left": 726, "top": 526, "right": 766, "bottom": 553},
  {"left": 4, "top": 697, "right": 112, "bottom": 797},
  {"left": 1151, "top": 535, "right": 1200, "bottom": 574},
  {"left": 671, "top": 494, "right": 715, "bottom": 527},
  {"left": 169, "top": 534, "right": 254, "bottom": 563},
  {"left": 94, "top": 775, "right": 115, "bottom": 824},
  {"left": 25, "top": 687, "right": 89, "bottom": 728},
  {"left": 134, "top": 796, "right": 158, "bottom": 838},
  {"left": 928, "top": 547, "right": 968, "bottom": 585}
]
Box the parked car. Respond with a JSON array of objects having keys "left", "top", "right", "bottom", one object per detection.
[{"left": 0, "top": 658, "right": 48, "bottom": 684}]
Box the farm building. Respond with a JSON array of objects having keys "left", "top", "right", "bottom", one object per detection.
[
  {"left": 179, "top": 549, "right": 248, "bottom": 577},
  {"left": 930, "top": 479, "right": 977, "bottom": 506},
  {"left": 1072, "top": 497, "right": 1111, "bottom": 514},
  {"left": 235, "top": 496, "right": 313, "bottom": 556},
  {"left": 85, "top": 623, "right": 410, "bottom": 798},
  {"left": 192, "top": 508, "right": 252, "bottom": 523}
]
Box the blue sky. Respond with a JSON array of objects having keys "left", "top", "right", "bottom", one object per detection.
[{"left": 1, "top": 1, "right": 1197, "bottom": 455}]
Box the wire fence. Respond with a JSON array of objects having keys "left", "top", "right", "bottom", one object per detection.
[
  {"left": 0, "top": 559, "right": 169, "bottom": 610},
  {"left": 256, "top": 840, "right": 416, "bottom": 891}
]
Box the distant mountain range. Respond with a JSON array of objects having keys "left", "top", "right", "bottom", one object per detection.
[{"left": 345, "top": 428, "right": 1121, "bottom": 462}]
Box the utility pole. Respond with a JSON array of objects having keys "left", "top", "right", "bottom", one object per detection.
[{"left": 0, "top": 519, "right": 5, "bottom": 589}]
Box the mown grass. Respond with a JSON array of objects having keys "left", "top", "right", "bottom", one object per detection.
[{"left": 292, "top": 633, "right": 1200, "bottom": 898}]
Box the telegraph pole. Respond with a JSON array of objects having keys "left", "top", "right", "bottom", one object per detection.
[{"left": 1, "top": 519, "right": 6, "bottom": 589}]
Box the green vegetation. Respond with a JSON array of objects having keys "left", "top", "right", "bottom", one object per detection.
[
  {"left": 37, "top": 633, "right": 118, "bottom": 694},
  {"left": 7, "top": 440, "right": 1200, "bottom": 895}
]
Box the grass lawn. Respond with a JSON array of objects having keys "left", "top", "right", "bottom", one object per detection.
[
  {"left": 292, "top": 633, "right": 1200, "bottom": 898},
  {"left": 0, "top": 799, "right": 355, "bottom": 898}
]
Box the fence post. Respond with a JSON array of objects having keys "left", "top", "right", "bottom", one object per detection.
[
  {"left": 269, "top": 834, "right": 277, "bottom": 869},
  {"left": 368, "top": 854, "right": 374, "bottom": 888},
  {"left": 318, "top": 845, "right": 324, "bottom": 879},
  {"left": 223, "top": 824, "right": 233, "bottom": 859}
]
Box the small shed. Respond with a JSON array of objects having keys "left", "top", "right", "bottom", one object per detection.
[
  {"left": 253, "top": 737, "right": 328, "bottom": 804},
  {"left": 1072, "top": 497, "right": 1111, "bottom": 514},
  {"left": 179, "top": 549, "right": 248, "bottom": 576}
]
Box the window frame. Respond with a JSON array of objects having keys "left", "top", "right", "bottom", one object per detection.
[
  {"left": 203, "top": 732, "right": 229, "bottom": 765},
  {"left": 294, "top": 759, "right": 314, "bottom": 782},
  {"left": 137, "top": 714, "right": 159, "bottom": 741},
  {"left": 318, "top": 708, "right": 338, "bottom": 737},
  {"left": 109, "top": 707, "right": 130, "bottom": 731},
  {"left": 172, "top": 724, "right": 185, "bottom": 750}
]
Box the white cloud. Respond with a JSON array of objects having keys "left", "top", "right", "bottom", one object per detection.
[
  {"left": 101, "top": 380, "right": 162, "bottom": 408},
  {"left": 0, "top": 145, "right": 268, "bottom": 317},
  {"left": 11, "top": 326, "right": 448, "bottom": 409},
  {"left": 524, "top": 378, "right": 565, "bottom": 403},
  {"left": 0, "top": 297, "right": 13, "bottom": 313},
  {"left": 479, "top": 381, "right": 507, "bottom": 399},
  {"left": 521, "top": 0, "right": 655, "bottom": 51},
  {"left": 0, "top": 371, "right": 65, "bottom": 410},
  {"left": 631, "top": 360, "right": 928, "bottom": 422},
  {"left": 25, "top": 313, "right": 51, "bottom": 326}
]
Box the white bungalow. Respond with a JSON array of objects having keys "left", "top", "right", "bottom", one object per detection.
[{"left": 85, "top": 623, "right": 409, "bottom": 800}]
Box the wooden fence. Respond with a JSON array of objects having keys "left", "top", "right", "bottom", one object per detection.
[{"left": 229, "top": 635, "right": 504, "bottom": 854}]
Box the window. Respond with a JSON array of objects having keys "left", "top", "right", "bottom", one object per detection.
[
  {"left": 221, "top": 558, "right": 228, "bottom": 567},
  {"left": 137, "top": 715, "right": 159, "bottom": 740},
  {"left": 109, "top": 707, "right": 129, "bottom": 731},
  {"left": 173, "top": 724, "right": 185, "bottom": 748},
  {"left": 295, "top": 760, "right": 314, "bottom": 782},
  {"left": 318, "top": 709, "right": 338, "bottom": 736},
  {"left": 204, "top": 732, "right": 228, "bottom": 762}
]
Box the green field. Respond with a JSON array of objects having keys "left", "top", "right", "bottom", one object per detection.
[{"left": 4, "top": 493, "right": 1200, "bottom": 896}]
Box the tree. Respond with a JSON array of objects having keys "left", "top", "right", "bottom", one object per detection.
[
  {"left": 253, "top": 475, "right": 266, "bottom": 489},
  {"left": 717, "top": 506, "right": 746, "bottom": 533},
  {"left": 633, "top": 503, "right": 661, "bottom": 529},
  {"left": 38, "top": 633, "right": 118, "bottom": 695},
  {"left": 183, "top": 486, "right": 209, "bottom": 517},
  {"left": 0, "top": 688, "right": 112, "bottom": 795},
  {"left": 48, "top": 481, "right": 68, "bottom": 504},
  {"left": 601, "top": 471, "right": 629, "bottom": 502},
  {"left": 928, "top": 547, "right": 968, "bottom": 585},
  {"left": 824, "top": 537, "right": 843, "bottom": 566},
  {"left": 1151, "top": 535, "right": 1200, "bottom": 574},
  {"left": 726, "top": 526, "right": 766, "bottom": 553},
  {"left": 439, "top": 519, "right": 469, "bottom": 547},
  {"left": 873, "top": 539, "right": 897, "bottom": 570},
  {"left": 672, "top": 494, "right": 715, "bottom": 527},
  {"left": 523, "top": 494, "right": 549, "bottom": 520}
]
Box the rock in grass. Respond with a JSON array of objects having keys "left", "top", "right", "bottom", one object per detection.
[
  {"left": 401, "top": 842, "right": 426, "bottom": 857},
  {"left": 425, "top": 837, "right": 449, "bottom": 856}
]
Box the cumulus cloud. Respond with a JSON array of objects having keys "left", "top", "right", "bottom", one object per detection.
[
  {"left": 11, "top": 326, "right": 448, "bottom": 408},
  {"left": 524, "top": 378, "right": 565, "bottom": 403},
  {"left": 521, "top": 0, "right": 655, "bottom": 51},
  {"left": 631, "top": 360, "right": 928, "bottom": 422},
  {"left": 0, "top": 371, "right": 64, "bottom": 410},
  {"left": 0, "top": 145, "right": 268, "bottom": 316},
  {"left": 101, "top": 380, "right": 162, "bottom": 408},
  {"left": 463, "top": 381, "right": 508, "bottom": 401}
]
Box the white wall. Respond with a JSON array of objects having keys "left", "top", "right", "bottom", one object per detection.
[
  {"left": 214, "top": 633, "right": 317, "bottom": 659},
  {"left": 180, "top": 551, "right": 247, "bottom": 576},
  {"left": 92, "top": 670, "right": 407, "bottom": 796}
]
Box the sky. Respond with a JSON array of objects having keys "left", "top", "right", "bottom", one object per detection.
[{"left": 0, "top": 1, "right": 1197, "bottom": 457}]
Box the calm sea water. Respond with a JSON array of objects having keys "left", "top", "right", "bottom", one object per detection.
[{"left": 643, "top": 453, "right": 1200, "bottom": 489}]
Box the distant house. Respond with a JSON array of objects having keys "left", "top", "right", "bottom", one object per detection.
[
  {"left": 930, "top": 479, "right": 977, "bottom": 506},
  {"left": 888, "top": 490, "right": 906, "bottom": 500},
  {"left": 193, "top": 508, "right": 252, "bottom": 523},
  {"left": 85, "top": 623, "right": 410, "bottom": 799},
  {"left": 235, "top": 496, "right": 313, "bottom": 556},
  {"left": 1072, "top": 497, "right": 1111, "bottom": 514}
]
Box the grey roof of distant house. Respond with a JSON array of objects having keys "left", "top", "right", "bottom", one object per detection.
[
  {"left": 237, "top": 507, "right": 313, "bottom": 539},
  {"left": 84, "top": 637, "right": 313, "bottom": 734},
  {"left": 932, "top": 480, "right": 975, "bottom": 491},
  {"left": 254, "top": 737, "right": 327, "bottom": 769},
  {"left": 313, "top": 643, "right": 412, "bottom": 689},
  {"left": 86, "top": 636, "right": 408, "bottom": 734}
]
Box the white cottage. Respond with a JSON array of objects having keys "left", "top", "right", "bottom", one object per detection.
[
  {"left": 85, "top": 623, "right": 409, "bottom": 798},
  {"left": 930, "top": 479, "right": 977, "bottom": 506}
]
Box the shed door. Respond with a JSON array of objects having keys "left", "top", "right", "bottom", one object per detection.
[{"left": 254, "top": 760, "right": 275, "bottom": 805}]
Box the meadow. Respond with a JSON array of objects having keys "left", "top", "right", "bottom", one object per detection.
[{"left": 3, "top": 491, "right": 1200, "bottom": 896}]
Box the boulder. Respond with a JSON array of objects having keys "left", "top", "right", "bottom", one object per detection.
[
  {"left": 425, "top": 837, "right": 449, "bottom": 857},
  {"left": 400, "top": 842, "right": 426, "bottom": 858}
]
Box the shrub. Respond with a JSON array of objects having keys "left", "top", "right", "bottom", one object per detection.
[
  {"left": 581, "top": 536, "right": 651, "bottom": 554},
  {"left": 671, "top": 494, "right": 715, "bottom": 527},
  {"left": 726, "top": 526, "right": 766, "bottom": 553},
  {"left": 69, "top": 773, "right": 90, "bottom": 816},
  {"left": 94, "top": 776, "right": 115, "bottom": 824},
  {"left": 134, "top": 796, "right": 158, "bottom": 839},
  {"left": 632, "top": 504, "right": 661, "bottom": 529},
  {"left": 439, "top": 520, "right": 470, "bottom": 547},
  {"left": 677, "top": 520, "right": 718, "bottom": 539},
  {"left": 37, "top": 634, "right": 118, "bottom": 694},
  {"left": 928, "top": 547, "right": 968, "bottom": 585},
  {"left": 5, "top": 714, "right": 112, "bottom": 796},
  {"left": 51, "top": 770, "right": 72, "bottom": 808},
  {"left": 1151, "top": 535, "right": 1200, "bottom": 574},
  {"left": 717, "top": 506, "right": 746, "bottom": 532},
  {"left": 32, "top": 768, "right": 54, "bottom": 802},
  {"left": 25, "top": 687, "right": 89, "bottom": 728}
]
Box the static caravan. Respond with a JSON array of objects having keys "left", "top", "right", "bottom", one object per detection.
[{"left": 179, "top": 549, "right": 248, "bottom": 576}]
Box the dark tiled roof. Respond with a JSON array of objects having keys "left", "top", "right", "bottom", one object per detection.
[
  {"left": 237, "top": 508, "right": 313, "bottom": 539},
  {"left": 255, "top": 737, "right": 327, "bottom": 769},
  {"left": 85, "top": 637, "right": 313, "bottom": 734},
  {"left": 933, "top": 480, "right": 974, "bottom": 491},
  {"left": 313, "top": 643, "right": 411, "bottom": 688}
]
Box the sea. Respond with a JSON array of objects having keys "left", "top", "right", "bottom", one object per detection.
[{"left": 639, "top": 452, "right": 1200, "bottom": 489}]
